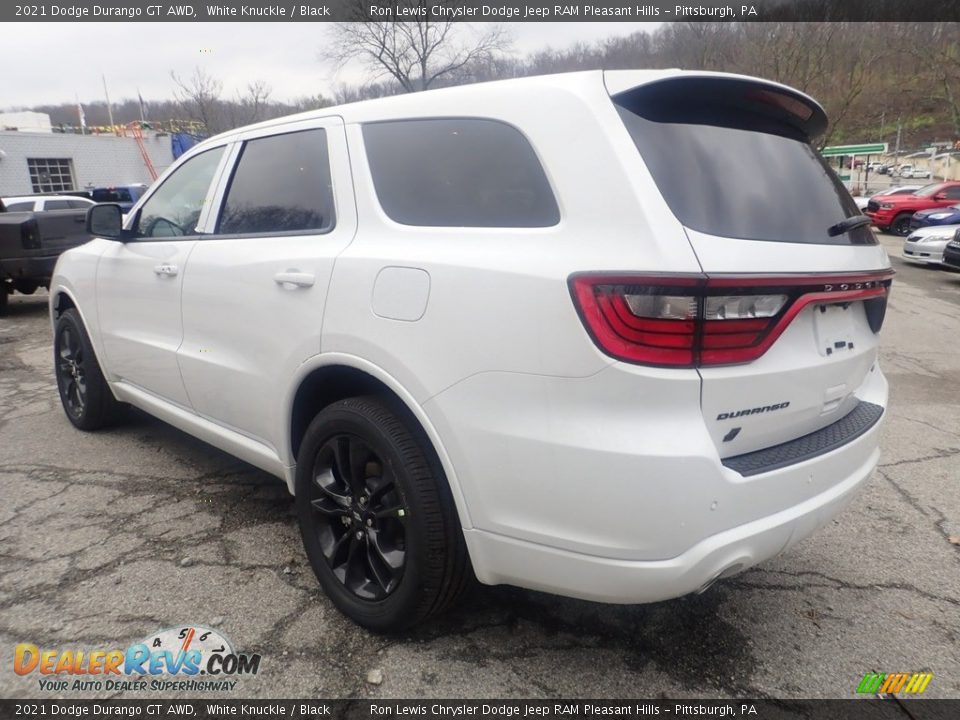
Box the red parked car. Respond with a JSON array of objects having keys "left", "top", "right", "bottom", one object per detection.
[{"left": 865, "top": 181, "right": 960, "bottom": 236}]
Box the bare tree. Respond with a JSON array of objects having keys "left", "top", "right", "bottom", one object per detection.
[
  {"left": 322, "top": 3, "right": 511, "bottom": 93},
  {"left": 171, "top": 67, "right": 224, "bottom": 133}
]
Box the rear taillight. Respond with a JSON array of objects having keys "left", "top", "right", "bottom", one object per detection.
[{"left": 570, "top": 271, "right": 894, "bottom": 368}]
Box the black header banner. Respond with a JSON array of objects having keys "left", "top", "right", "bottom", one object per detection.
[
  {"left": 0, "top": 699, "right": 957, "bottom": 720},
  {"left": 5, "top": 0, "right": 960, "bottom": 22}
]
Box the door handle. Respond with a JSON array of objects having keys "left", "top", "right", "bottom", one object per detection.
[
  {"left": 273, "top": 271, "right": 315, "bottom": 288},
  {"left": 153, "top": 263, "right": 178, "bottom": 277}
]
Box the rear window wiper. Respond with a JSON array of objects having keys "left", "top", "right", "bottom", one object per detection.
[{"left": 828, "top": 215, "right": 872, "bottom": 237}]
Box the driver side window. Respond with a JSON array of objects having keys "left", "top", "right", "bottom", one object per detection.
[{"left": 135, "top": 147, "right": 225, "bottom": 239}]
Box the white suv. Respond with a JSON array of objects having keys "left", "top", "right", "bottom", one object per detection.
[{"left": 50, "top": 70, "right": 892, "bottom": 631}]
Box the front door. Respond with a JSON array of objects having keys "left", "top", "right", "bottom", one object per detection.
[{"left": 95, "top": 146, "right": 228, "bottom": 407}]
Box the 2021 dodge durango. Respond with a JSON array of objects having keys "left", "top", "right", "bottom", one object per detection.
[{"left": 50, "top": 70, "right": 893, "bottom": 631}]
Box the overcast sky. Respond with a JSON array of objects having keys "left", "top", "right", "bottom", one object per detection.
[{"left": 3, "top": 22, "right": 658, "bottom": 109}]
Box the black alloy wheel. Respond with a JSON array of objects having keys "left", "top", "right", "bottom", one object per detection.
[
  {"left": 308, "top": 433, "right": 407, "bottom": 600},
  {"left": 891, "top": 213, "right": 913, "bottom": 237},
  {"left": 295, "top": 396, "right": 472, "bottom": 631},
  {"left": 53, "top": 309, "right": 125, "bottom": 430},
  {"left": 56, "top": 322, "right": 87, "bottom": 418}
]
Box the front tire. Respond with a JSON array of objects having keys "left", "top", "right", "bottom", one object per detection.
[
  {"left": 891, "top": 213, "right": 913, "bottom": 237},
  {"left": 295, "top": 396, "right": 470, "bottom": 632},
  {"left": 54, "top": 309, "right": 125, "bottom": 430}
]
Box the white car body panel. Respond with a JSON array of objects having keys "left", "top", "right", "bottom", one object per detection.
[{"left": 49, "top": 69, "right": 892, "bottom": 606}]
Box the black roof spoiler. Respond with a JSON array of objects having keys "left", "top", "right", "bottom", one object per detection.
[{"left": 609, "top": 74, "right": 828, "bottom": 141}]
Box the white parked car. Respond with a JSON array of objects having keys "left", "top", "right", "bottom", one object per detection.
[
  {"left": 906, "top": 168, "right": 932, "bottom": 179},
  {"left": 902, "top": 224, "right": 959, "bottom": 265},
  {"left": 50, "top": 70, "right": 893, "bottom": 631},
  {"left": 3, "top": 194, "right": 95, "bottom": 212}
]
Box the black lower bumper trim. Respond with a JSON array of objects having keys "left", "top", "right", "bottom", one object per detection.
[{"left": 722, "top": 401, "right": 884, "bottom": 477}]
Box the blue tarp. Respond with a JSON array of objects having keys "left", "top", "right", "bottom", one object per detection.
[{"left": 171, "top": 132, "right": 204, "bottom": 159}]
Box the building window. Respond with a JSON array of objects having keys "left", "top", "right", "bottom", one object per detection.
[{"left": 27, "top": 158, "right": 75, "bottom": 193}]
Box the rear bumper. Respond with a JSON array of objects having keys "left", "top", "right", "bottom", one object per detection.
[
  {"left": 428, "top": 361, "right": 887, "bottom": 603},
  {"left": 464, "top": 442, "right": 875, "bottom": 603},
  {"left": 0, "top": 255, "right": 58, "bottom": 282}
]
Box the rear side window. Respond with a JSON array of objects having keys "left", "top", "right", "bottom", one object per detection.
[
  {"left": 67, "top": 199, "right": 92, "bottom": 209},
  {"left": 614, "top": 78, "right": 874, "bottom": 245},
  {"left": 363, "top": 118, "right": 559, "bottom": 228},
  {"left": 217, "top": 129, "right": 335, "bottom": 235},
  {"left": 5, "top": 201, "right": 33, "bottom": 211}
]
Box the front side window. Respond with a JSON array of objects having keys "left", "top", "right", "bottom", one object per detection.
[
  {"left": 45, "top": 200, "right": 72, "bottom": 210},
  {"left": 135, "top": 147, "right": 225, "bottom": 238},
  {"left": 363, "top": 118, "right": 560, "bottom": 228},
  {"left": 217, "top": 129, "right": 335, "bottom": 235}
]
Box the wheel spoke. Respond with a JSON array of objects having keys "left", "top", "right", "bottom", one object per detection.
[
  {"left": 365, "top": 535, "right": 394, "bottom": 592},
  {"left": 366, "top": 473, "right": 395, "bottom": 501},
  {"left": 325, "top": 528, "right": 352, "bottom": 566},
  {"left": 313, "top": 468, "right": 351, "bottom": 507},
  {"left": 310, "top": 496, "right": 348, "bottom": 518},
  {"left": 367, "top": 527, "right": 404, "bottom": 571}
]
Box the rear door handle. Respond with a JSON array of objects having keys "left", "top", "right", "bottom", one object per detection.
[
  {"left": 153, "top": 263, "right": 178, "bottom": 277},
  {"left": 273, "top": 271, "right": 315, "bottom": 288}
]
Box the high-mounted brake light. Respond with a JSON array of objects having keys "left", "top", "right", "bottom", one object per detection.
[{"left": 570, "top": 272, "right": 894, "bottom": 368}]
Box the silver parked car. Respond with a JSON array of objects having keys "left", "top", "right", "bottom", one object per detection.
[{"left": 902, "top": 224, "right": 960, "bottom": 265}]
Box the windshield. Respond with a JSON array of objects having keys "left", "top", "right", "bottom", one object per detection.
[
  {"left": 613, "top": 79, "right": 874, "bottom": 246},
  {"left": 914, "top": 184, "right": 945, "bottom": 197}
]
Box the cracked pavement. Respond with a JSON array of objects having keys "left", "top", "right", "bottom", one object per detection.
[{"left": 1, "top": 232, "right": 958, "bottom": 700}]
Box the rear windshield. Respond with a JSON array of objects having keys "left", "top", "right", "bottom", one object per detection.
[
  {"left": 613, "top": 79, "right": 874, "bottom": 245},
  {"left": 92, "top": 188, "right": 133, "bottom": 202}
]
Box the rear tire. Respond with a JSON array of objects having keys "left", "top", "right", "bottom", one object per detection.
[
  {"left": 295, "top": 396, "right": 471, "bottom": 632},
  {"left": 54, "top": 309, "right": 125, "bottom": 430},
  {"left": 891, "top": 213, "right": 913, "bottom": 237}
]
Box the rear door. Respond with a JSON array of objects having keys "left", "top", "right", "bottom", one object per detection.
[
  {"left": 608, "top": 73, "right": 891, "bottom": 459},
  {"left": 177, "top": 118, "right": 356, "bottom": 454}
]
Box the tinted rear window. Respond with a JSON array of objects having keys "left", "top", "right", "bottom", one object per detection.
[
  {"left": 92, "top": 189, "right": 133, "bottom": 202},
  {"left": 614, "top": 79, "right": 874, "bottom": 245},
  {"left": 363, "top": 118, "right": 559, "bottom": 228},
  {"left": 5, "top": 201, "right": 33, "bottom": 212}
]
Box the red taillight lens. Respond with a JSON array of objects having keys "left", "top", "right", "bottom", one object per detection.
[{"left": 570, "top": 272, "right": 893, "bottom": 368}]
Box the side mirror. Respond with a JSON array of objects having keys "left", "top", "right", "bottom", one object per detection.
[
  {"left": 933, "top": 193, "right": 948, "bottom": 201},
  {"left": 86, "top": 203, "right": 128, "bottom": 240}
]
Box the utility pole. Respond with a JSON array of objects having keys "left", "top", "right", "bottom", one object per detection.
[
  {"left": 102, "top": 74, "right": 116, "bottom": 132},
  {"left": 894, "top": 117, "right": 902, "bottom": 182}
]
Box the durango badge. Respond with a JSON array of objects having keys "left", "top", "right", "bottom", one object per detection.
[{"left": 717, "top": 402, "right": 790, "bottom": 421}]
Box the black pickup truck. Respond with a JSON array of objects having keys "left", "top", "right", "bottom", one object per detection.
[{"left": 0, "top": 198, "right": 93, "bottom": 314}]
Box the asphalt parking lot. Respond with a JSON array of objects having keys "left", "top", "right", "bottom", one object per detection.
[{"left": 1, "top": 232, "right": 958, "bottom": 700}]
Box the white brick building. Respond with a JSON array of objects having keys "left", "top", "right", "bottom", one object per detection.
[{"left": 0, "top": 130, "right": 174, "bottom": 195}]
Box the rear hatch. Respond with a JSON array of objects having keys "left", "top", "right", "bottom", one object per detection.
[{"left": 606, "top": 72, "right": 891, "bottom": 460}]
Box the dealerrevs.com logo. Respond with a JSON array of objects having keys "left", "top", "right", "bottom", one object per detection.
[{"left": 14, "top": 625, "right": 261, "bottom": 692}]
